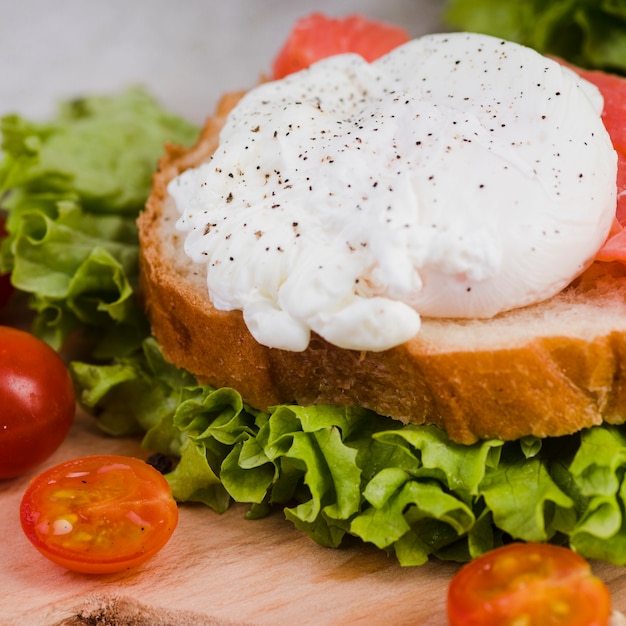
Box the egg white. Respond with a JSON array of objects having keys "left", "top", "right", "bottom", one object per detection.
[{"left": 170, "top": 32, "right": 617, "bottom": 352}]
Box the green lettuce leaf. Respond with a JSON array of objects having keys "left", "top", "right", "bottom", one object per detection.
[
  {"left": 0, "top": 88, "right": 197, "bottom": 354},
  {"left": 444, "top": 0, "right": 626, "bottom": 74},
  {"left": 69, "top": 340, "right": 626, "bottom": 567}
]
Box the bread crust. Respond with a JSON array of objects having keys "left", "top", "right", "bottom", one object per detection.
[{"left": 138, "top": 93, "right": 626, "bottom": 444}]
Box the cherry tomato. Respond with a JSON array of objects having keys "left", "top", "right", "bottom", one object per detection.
[
  {"left": 0, "top": 326, "right": 75, "bottom": 479},
  {"left": 447, "top": 542, "right": 611, "bottom": 626},
  {"left": 272, "top": 13, "right": 410, "bottom": 79},
  {"left": 0, "top": 215, "right": 13, "bottom": 308},
  {"left": 20, "top": 454, "right": 178, "bottom": 574}
]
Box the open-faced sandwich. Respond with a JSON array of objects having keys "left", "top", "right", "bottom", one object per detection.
[
  {"left": 131, "top": 10, "right": 626, "bottom": 561},
  {"left": 3, "top": 8, "right": 626, "bottom": 625}
]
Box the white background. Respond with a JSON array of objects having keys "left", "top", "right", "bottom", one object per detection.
[{"left": 0, "top": 0, "right": 445, "bottom": 123}]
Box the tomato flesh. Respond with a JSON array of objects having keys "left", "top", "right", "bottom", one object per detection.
[
  {"left": 272, "top": 13, "right": 410, "bottom": 79},
  {"left": 20, "top": 454, "right": 178, "bottom": 574},
  {"left": 447, "top": 543, "right": 611, "bottom": 626},
  {"left": 0, "top": 326, "right": 75, "bottom": 479}
]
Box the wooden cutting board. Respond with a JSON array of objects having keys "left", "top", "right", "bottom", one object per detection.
[{"left": 2, "top": 408, "right": 626, "bottom": 626}]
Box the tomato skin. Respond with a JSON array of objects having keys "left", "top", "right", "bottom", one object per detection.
[
  {"left": 0, "top": 326, "right": 75, "bottom": 479},
  {"left": 272, "top": 13, "right": 410, "bottom": 80},
  {"left": 447, "top": 543, "right": 611, "bottom": 626},
  {"left": 20, "top": 454, "right": 178, "bottom": 574}
]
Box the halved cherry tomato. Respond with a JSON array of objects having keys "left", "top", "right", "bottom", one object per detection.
[
  {"left": 0, "top": 326, "right": 75, "bottom": 479},
  {"left": 20, "top": 454, "right": 178, "bottom": 574},
  {"left": 447, "top": 542, "right": 611, "bottom": 626},
  {"left": 0, "top": 215, "right": 13, "bottom": 308},
  {"left": 272, "top": 13, "right": 410, "bottom": 79}
]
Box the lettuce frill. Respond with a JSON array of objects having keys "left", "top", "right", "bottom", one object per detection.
[
  {"left": 0, "top": 89, "right": 197, "bottom": 356},
  {"left": 72, "top": 339, "right": 626, "bottom": 566}
]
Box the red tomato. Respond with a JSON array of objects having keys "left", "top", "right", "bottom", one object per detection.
[
  {"left": 0, "top": 215, "right": 13, "bottom": 308},
  {"left": 0, "top": 326, "right": 75, "bottom": 479},
  {"left": 20, "top": 455, "right": 178, "bottom": 574},
  {"left": 447, "top": 543, "right": 611, "bottom": 626},
  {"left": 272, "top": 13, "right": 410, "bottom": 79}
]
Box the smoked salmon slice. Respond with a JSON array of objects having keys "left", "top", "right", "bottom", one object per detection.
[
  {"left": 272, "top": 13, "right": 410, "bottom": 80},
  {"left": 576, "top": 68, "right": 626, "bottom": 262}
]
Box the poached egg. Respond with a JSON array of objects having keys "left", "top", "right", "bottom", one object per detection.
[{"left": 169, "top": 32, "right": 617, "bottom": 352}]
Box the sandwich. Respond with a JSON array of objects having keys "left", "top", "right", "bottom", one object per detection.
[
  {"left": 4, "top": 12, "right": 626, "bottom": 570},
  {"left": 139, "top": 35, "right": 625, "bottom": 445},
  {"left": 136, "top": 14, "right": 626, "bottom": 567}
]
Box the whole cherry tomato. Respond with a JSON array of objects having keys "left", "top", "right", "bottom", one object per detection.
[
  {"left": 447, "top": 542, "right": 611, "bottom": 626},
  {"left": 0, "top": 326, "right": 75, "bottom": 479},
  {"left": 20, "top": 455, "right": 179, "bottom": 574}
]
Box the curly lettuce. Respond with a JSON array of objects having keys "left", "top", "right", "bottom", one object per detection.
[
  {"left": 72, "top": 339, "right": 626, "bottom": 567},
  {"left": 444, "top": 0, "right": 626, "bottom": 74},
  {"left": 0, "top": 88, "right": 197, "bottom": 356}
]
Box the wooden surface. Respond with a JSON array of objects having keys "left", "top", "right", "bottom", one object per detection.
[{"left": 1, "top": 409, "right": 626, "bottom": 625}]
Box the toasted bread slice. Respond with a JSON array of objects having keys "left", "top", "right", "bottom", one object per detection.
[{"left": 138, "top": 93, "right": 626, "bottom": 444}]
